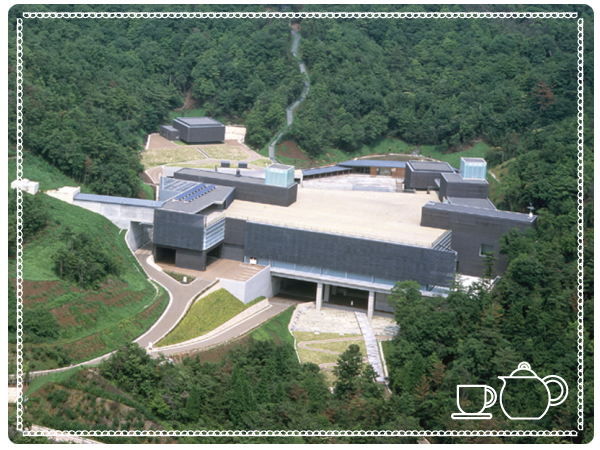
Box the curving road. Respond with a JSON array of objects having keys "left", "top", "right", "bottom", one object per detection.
[{"left": 21, "top": 245, "right": 300, "bottom": 380}]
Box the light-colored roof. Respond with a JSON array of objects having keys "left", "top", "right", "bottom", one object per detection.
[
  {"left": 174, "top": 117, "right": 224, "bottom": 127},
  {"left": 225, "top": 188, "right": 447, "bottom": 247}
]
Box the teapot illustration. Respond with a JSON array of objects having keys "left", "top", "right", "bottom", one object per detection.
[{"left": 498, "top": 362, "right": 569, "bottom": 420}]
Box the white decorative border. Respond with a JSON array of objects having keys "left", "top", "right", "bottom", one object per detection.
[
  {"left": 576, "top": 17, "right": 585, "bottom": 433},
  {"left": 22, "top": 11, "right": 578, "bottom": 19},
  {"left": 15, "top": 10, "right": 585, "bottom": 439}
]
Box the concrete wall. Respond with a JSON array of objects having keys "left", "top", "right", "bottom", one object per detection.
[
  {"left": 421, "top": 203, "right": 536, "bottom": 277},
  {"left": 244, "top": 223, "right": 457, "bottom": 287},
  {"left": 73, "top": 199, "right": 156, "bottom": 229},
  {"left": 218, "top": 266, "right": 272, "bottom": 304},
  {"left": 126, "top": 222, "right": 152, "bottom": 251}
]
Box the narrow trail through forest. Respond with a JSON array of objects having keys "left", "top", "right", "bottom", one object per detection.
[{"left": 268, "top": 27, "right": 310, "bottom": 162}]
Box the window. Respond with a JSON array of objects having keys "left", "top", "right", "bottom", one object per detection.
[{"left": 479, "top": 244, "right": 494, "bottom": 256}]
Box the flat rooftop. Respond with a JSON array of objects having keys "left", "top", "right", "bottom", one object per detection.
[
  {"left": 442, "top": 172, "right": 488, "bottom": 184},
  {"left": 225, "top": 188, "right": 448, "bottom": 247},
  {"left": 409, "top": 161, "right": 455, "bottom": 172},
  {"left": 174, "top": 117, "right": 224, "bottom": 127}
]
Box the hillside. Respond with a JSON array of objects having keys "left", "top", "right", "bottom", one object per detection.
[{"left": 8, "top": 157, "right": 168, "bottom": 371}]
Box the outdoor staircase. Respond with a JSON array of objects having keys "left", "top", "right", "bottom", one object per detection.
[{"left": 355, "top": 311, "right": 386, "bottom": 383}]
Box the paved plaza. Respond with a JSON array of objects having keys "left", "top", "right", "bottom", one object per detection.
[{"left": 294, "top": 305, "right": 398, "bottom": 337}]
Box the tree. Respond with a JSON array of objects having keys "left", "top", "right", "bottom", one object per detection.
[
  {"left": 332, "top": 344, "right": 363, "bottom": 399},
  {"left": 186, "top": 385, "right": 202, "bottom": 423}
]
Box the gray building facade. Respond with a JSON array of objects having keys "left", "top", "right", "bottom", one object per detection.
[
  {"left": 172, "top": 117, "right": 225, "bottom": 144},
  {"left": 405, "top": 161, "right": 455, "bottom": 190},
  {"left": 243, "top": 223, "right": 457, "bottom": 288},
  {"left": 438, "top": 173, "right": 490, "bottom": 201},
  {"left": 420, "top": 202, "right": 537, "bottom": 277}
]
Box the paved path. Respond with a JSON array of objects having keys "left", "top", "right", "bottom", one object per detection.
[
  {"left": 355, "top": 312, "right": 386, "bottom": 383},
  {"left": 149, "top": 297, "right": 296, "bottom": 356},
  {"left": 132, "top": 244, "right": 214, "bottom": 350},
  {"left": 268, "top": 27, "right": 310, "bottom": 162}
]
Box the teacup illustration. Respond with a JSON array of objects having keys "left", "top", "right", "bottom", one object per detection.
[
  {"left": 451, "top": 385, "right": 497, "bottom": 420},
  {"left": 498, "top": 362, "right": 568, "bottom": 420}
]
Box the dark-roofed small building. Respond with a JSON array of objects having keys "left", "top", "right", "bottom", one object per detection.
[
  {"left": 172, "top": 117, "right": 225, "bottom": 144},
  {"left": 159, "top": 125, "right": 180, "bottom": 141},
  {"left": 404, "top": 161, "right": 455, "bottom": 190}
]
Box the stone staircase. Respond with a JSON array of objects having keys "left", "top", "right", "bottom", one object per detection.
[{"left": 355, "top": 311, "right": 386, "bottom": 383}]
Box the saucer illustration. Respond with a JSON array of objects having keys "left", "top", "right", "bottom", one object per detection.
[
  {"left": 451, "top": 384, "right": 497, "bottom": 420},
  {"left": 451, "top": 412, "right": 493, "bottom": 420}
]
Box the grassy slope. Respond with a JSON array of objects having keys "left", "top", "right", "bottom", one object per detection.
[
  {"left": 9, "top": 155, "right": 168, "bottom": 370},
  {"left": 9, "top": 153, "right": 89, "bottom": 192},
  {"left": 249, "top": 306, "right": 295, "bottom": 346},
  {"left": 276, "top": 138, "right": 490, "bottom": 169},
  {"left": 157, "top": 289, "right": 265, "bottom": 347}
]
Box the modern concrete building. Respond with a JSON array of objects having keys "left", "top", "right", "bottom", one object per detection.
[
  {"left": 171, "top": 117, "right": 225, "bottom": 144},
  {"left": 404, "top": 160, "right": 456, "bottom": 190},
  {"left": 68, "top": 157, "right": 536, "bottom": 320}
]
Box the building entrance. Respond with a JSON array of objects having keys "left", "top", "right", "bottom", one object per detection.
[
  {"left": 154, "top": 246, "right": 176, "bottom": 265},
  {"left": 278, "top": 279, "right": 317, "bottom": 301},
  {"left": 327, "top": 287, "right": 369, "bottom": 311}
]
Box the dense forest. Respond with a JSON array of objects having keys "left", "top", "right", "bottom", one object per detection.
[{"left": 9, "top": 3, "right": 593, "bottom": 444}]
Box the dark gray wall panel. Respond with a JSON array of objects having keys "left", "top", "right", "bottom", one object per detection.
[
  {"left": 244, "top": 223, "right": 456, "bottom": 287},
  {"left": 172, "top": 121, "right": 225, "bottom": 143},
  {"left": 421, "top": 204, "right": 536, "bottom": 277},
  {"left": 222, "top": 244, "right": 244, "bottom": 261},
  {"left": 153, "top": 209, "right": 205, "bottom": 251},
  {"left": 439, "top": 178, "right": 489, "bottom": 200},
  {"left": 224, "top": 218, "right": 246, "bottom": 246},
  {"left": 176, "top": 248, "right": 206, "bottom": 271}
]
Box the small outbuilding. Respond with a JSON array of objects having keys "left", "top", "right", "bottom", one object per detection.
[
  {"left": 159, "top": 125, "right": 180, "bottom": 141},
  {"left": 11, "top": 178, "right": 39, "bottom": 195},
  {"left": 172, "top": 117, "right": 225, "bottom": 144}
]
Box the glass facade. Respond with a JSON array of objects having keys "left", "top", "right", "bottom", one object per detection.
[
  {"left": 460, "top": 158, "right": 487, "bottom": 180},
  {"left": 265, "top": 165, "right": 295, "bottom": 187}
]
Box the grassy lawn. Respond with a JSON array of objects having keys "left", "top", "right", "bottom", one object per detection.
[
  {"left": 157, "top": 289, "right": 265, "bottom": 347},
  {"left": 200, "top": 145, "right": 249, "bottom": 160},
  {"left": 306, "top": 339, "right": 367, "bottom": 355},
  {"left": 249, "top": 306, "right": 294, "bottom": 346},
  {"left": 141, "top": 147, "right": 207, "bottom": 168},
  {"left": 294, "top": 331, "right": 361, "bottom": 342},
  {"left": 9, "top": 194, "right": 169, "bottom": 371},
  {"left": 293, "top": 332, "right": 366, "bottom": 366}
]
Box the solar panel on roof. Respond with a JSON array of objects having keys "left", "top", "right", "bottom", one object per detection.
[
  {"left": 173, "top": 183, "right": 205, "bottom": 201},
  {"left": 184, "top": 184, "right": 215, "bottom": 202}
]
